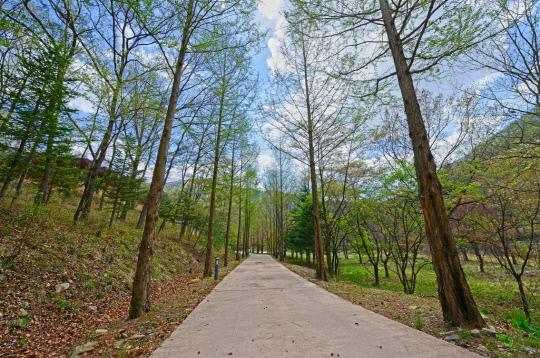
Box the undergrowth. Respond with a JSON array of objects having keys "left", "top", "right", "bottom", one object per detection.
[{"left": 0, "top": 189, "right": 231, "bottom": 356}]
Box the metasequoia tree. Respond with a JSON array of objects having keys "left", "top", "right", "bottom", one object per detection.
[
  {"left": 294, "top": 0, "right": 497, "bottom": 326},
  {"left": 263, "top": 10, "right": 364, "bottom": 280}
]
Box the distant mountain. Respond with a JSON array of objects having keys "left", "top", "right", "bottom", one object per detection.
[{"left": 164, "top": 180, "right": 184, "bottom": 193}]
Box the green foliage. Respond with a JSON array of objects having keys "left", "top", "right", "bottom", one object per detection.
[
  {"left": 459, "top": 329, "right": 471, "bottom": 341},
  {"left": 9, "top": 316, "right": 29, "bottom": 328},
  {"left": 513, "top": 312, "right": 540, "bottom": 337},
  {"left": 285, "top": 185, "right": 315, "bottom": 254},
  {"left": 413, "top": 315, "right": 424, "bottom": 330},
  {"left": 53, "top": 297, "right": 71, "bottom": 311}
]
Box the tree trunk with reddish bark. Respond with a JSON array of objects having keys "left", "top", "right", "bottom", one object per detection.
[{"left": 379, "top": 0, "right": 484, "bottom": 328}]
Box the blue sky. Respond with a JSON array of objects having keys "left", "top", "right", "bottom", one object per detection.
[{"left": 251, "top": 0, "right": 288, "bottom": 171}]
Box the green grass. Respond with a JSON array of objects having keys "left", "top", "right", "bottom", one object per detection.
[{"left": 414, "top": 315, "right": 424, "bottom": 329}]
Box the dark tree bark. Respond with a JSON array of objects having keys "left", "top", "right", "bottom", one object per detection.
[
  {"left": 203, "top": 51, "right": 229, "bottom": 276},
  {"left": 236, "top": 170, "right": 243, "bottom": 261},
  {"left": 382, "top": 257, "right": 390, "bottom": 278},
  {"left": 73, "top": 111, "right": 119, "bottom": 224},
  {"left": 0, "top": 99, "right": 43, "bottom": 205},
  {"left": 472, "top": 241, "right": 484, "bottom": 273},
  {"left": 462, "top": 248, "right": 469, "bottom": 262},
  {"left": 379, "top": 0, "right": 484, "bottom": 327}
]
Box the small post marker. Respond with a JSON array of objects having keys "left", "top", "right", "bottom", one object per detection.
[{"left": 214, "top": 257, "right": 219, "bottom": 281}]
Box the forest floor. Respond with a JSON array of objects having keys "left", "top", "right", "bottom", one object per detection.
[
  {"left": 283, "top": 258, "right": 540, "bottom": 358},
  {"left": 0, "top": 193, "right": 239, "bottom": 357}
]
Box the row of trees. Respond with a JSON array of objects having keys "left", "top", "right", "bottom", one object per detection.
[{"left": 0, "top": 0, "right": 266, "bottom": 319}]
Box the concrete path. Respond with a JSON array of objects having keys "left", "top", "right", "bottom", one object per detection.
[{"left": 151, "top": 254, "right": 480, "bottom": 358}]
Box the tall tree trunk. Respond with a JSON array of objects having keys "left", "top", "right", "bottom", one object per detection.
[
  {"left": 10, "top": 165, "right": 29, "bottom": 207},
  {"left": 243, "top": 201, "right": 250, "bottom": 256},
  {"left": 73, "top": 120, "right": 115, "bottom": 223},
  {"left": 99, "top": 138, "right": 118, "bottom": 211},
  {"left": 383, "top": 258, "right": 390, "bottom": 278},
  {"left": 109, "top": 157, "right": 128, "bottom": 229},
  {"left": 236, "top": 176, "right": 242, "bottom": 261},
  {"left": 35, "top": 133, "right": 55, "bottom": 206},
  {"left": 44, "top": 179, "right": 54, "bottom": 204},
  {"left": 273, "top": 207, "right": 279, "bottom": 258},
  {"left": 129, "top": 1, "right": 193, "bottom": 318},
  {"left": 279, "top": 149, "right": 284, "bottom": 261},
  {"left": 300, "top": 30, "right": 327, "bottom": 280},
  {"left": 203, "top": 55, "right": 227, "bottom": 277},
  {"left": 379, "top": 0, "right": 483, "bottom": 328},
  {"left": 462, "top": 248, "right": 469, "bottom": 262},
  {"left": 319, "top": 174, "right": 334, "bottom": 276},
  {"left": 243, "top": 196, "right": 249, "bottom": 257},
  {"left": 517, "top": 276, "right": 530, "bottom": 321},
  {"left": 224, "top": 143, "right": 236, "bottom": 266},
  {"left": 35, "top": 59, "right": 70, "bottom": 207},
  {"left": 179, "top": 126, "right": 207, "bottom": 239},
  {"left": 9, "top": 121, "right": 47, "bottom": 207},
  {"left": 73, "top": 58, "right": 127, "bottom": 224}
]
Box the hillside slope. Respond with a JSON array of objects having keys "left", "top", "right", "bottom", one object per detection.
[{"left": 0, "top": 193, "right": 236, "bottom": 357}]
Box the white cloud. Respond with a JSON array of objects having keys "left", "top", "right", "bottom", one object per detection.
[
  {"left": 265, "top": 9, "right": 287, "bottom": 73},
  {"left": 473, "top": 71, "right": 503, "bottom": 88},
  {"left": 258, "top": 0, "right": 284, "bottom": 20},
  {"left": 69, "top": 97, "right": 94, "bottom": 113},
  {"left": 258, "top": 153, "right": 277, "bottom": 169}
]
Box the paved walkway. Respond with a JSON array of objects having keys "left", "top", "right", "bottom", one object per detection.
[{"left": 151, "top": 254, "right": 479, "bottom": 357}]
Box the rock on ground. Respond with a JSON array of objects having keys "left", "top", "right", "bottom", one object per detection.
[
  {"left": 56, "top": 283, "right": 70, "bottom": 293},
  {"left": 69, "top": 342, "right": 98, "bottom": 358}
]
